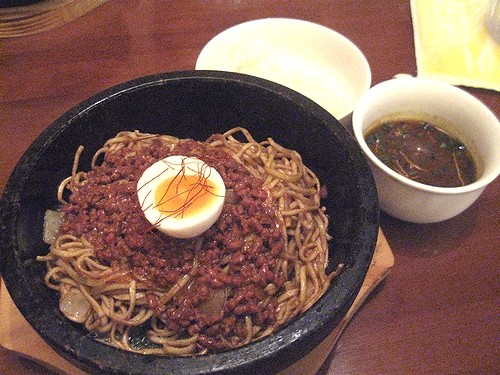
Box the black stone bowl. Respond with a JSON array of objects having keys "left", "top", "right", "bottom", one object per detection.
[{"left": 0, "top": 71, "right": 378, "bottom": 375}]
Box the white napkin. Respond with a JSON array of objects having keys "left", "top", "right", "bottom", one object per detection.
[{"left": 411, "top": 0, "right": 500, "bottom": 91}]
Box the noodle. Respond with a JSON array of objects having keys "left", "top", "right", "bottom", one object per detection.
[{"left": 37, "top": 127, "right": 341, "bottom": 355}]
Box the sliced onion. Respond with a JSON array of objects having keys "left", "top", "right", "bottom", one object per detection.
[
  {"left": 59, "top": 287, "right": 91, "bottom": 323},
  {"left": 43, "top": 209, "right": 64, "bottom": 245},
  {"left": 198, "top": 287, "right": 229, "bottom": 317}
]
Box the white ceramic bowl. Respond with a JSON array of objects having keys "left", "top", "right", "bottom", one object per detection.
[
  {"left": 352, "top": 76, "right": 500, "bottom": 223},
  {"left": 196, "top": 18, "right": 371, "bottom": 125}
]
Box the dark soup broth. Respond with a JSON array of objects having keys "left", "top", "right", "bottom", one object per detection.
[{"left": 365, "top": 118, "right": 477, "bottom": 187}]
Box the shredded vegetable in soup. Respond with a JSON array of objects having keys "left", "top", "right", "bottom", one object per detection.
[
  {"left": 365, "top": 119, "right": 477, "bottom": 187},
  {"left": 37, "top": 127, "right": 341, "bottom": 355}
]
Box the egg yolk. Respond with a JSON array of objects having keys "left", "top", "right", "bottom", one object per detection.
[{"left": 154, "top": 174, "right": 219, "bottom": 218}]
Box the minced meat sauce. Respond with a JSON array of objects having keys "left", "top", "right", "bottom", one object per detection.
[{"left": 60, "top": 137, "right": 287, "bottom": 350}]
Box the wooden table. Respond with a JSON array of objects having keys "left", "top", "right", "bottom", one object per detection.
[{"left": 1, "top": 1, "right": 498, "bottom": 374}]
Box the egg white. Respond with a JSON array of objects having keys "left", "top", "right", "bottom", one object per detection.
[{"left": 136, "top": 155, "right": 226, "bottom": 238}]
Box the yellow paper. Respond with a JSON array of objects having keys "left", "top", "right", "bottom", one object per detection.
[{"left": 411, "top": 0, "right": 500, "bottom": 91}]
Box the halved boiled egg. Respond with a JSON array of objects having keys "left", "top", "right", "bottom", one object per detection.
[{"left": 137, "top": 155, "right": 226, "bottom": 238}]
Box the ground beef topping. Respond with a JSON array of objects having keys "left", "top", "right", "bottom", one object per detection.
[{"left": 60, "top": 137, "right": 286, "bottom": 350}]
